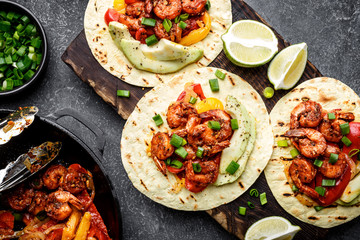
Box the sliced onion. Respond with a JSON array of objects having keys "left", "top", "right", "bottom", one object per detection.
[
  {"left": 43, "top": 223, "right": 65, "bottom": 235},
  {"left": 19, "top": 232, "right": 46, "bottom": 240}
]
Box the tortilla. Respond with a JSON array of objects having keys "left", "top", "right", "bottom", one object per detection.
[
  {"left": 84, "top": 0, "right": 232, "bottom": 87},
  {"left": 120, "top": 67, "right": 273, "bottom": 210},
  {"left": 265, "top": 77, "right": 360, "bottom": 228}
]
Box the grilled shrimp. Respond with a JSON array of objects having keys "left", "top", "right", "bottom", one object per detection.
[
  {"left": 185, "top": 156, "right": 219, "bottom": 188},
  {"left": 285, "top": 128, "right": 326, "bottom": 159},
  {"left": 45, "top": 190, "right": 84, "bottom": 221},
  {"left": 323, "top": 143, "right": 340, "bottom": 158},
  {"left": 319, "top": 110, "right": 355, "bottom": 142},
  {"left": 126, "top": 1, "right": 146, "bottom": 17},
  {"left": 290, "top": 100, "right": 323, "bottom": 129},
  {"left": 42, "top": 165, "right": 67, "bottom": 190},
  {"left": 28, "top": 191, "right": 47, "bottom": 216},
  {"left": 289, "top": 157, "right": 319, "bottom": 199},
  {"left": 199, "top": 110, "right": 232, "bottom": 141},
  {"left": 153, "top": 0, "right": 182, "bottom": 20},
  {"left": 151, "top": 132, "right": 174, "bottom": 174},
  {"left": 319, "top": 152, "right": 348, "bottom": 179},
  {"left": 182, "top": 0, "right": 207, "bottom": 15},
  {"left": 8, "top": 187, "right": 34, "bottom": 211},
  {"left": 118, "top": 14, "right": 141, "bottom": 31},
  {"left": 167, "top": 101, "right": 197, "bottom": 129}
]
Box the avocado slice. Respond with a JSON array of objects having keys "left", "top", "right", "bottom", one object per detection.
[
  {"left": 120, "top": 39, "right": 203, "bottom": 74},
  {"left": 108, "top": 22, "right": 132, "bottom": 50}
]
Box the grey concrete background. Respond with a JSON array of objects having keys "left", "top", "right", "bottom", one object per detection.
[{"left": 1, "top": 0, "right": 359, "bottom": 239}]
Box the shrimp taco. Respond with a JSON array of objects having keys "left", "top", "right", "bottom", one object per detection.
[
  {"left": 121, "top": 67, "right": 273, "bottom": 210},
  {"left": 84, "top": 0, "right": 231, "bottom": 87},
  {"left": 265, "top": 77, "right": 360, "bottom": 228}
]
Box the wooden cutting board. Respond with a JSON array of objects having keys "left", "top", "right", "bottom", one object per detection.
[{"left": 62, "top": 1, "right": 328, "bottom": 239}]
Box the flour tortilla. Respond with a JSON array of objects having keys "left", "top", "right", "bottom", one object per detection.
[
  {"left": 265, "top": 77, "right": 360, "bottom": 228},
  {"left": 120, "top": 67, "right": 273, "bottom": 210},
  {"left": 84, "top": 0, "right": 232, "bottom": 87}
]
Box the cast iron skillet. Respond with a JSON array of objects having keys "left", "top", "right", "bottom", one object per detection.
[{"left": 0, "top": 109, "right": 122, "bottom": 239}]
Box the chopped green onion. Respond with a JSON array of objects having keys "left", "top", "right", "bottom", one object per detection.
[
  {"left": 29, "top": 46, "right": 35, "bottom": 53},
  {"left": 340, "top": 122, "right": 350, "bottom": 135},
  {"left": 23, "top": 69, "right": 34, "bottom": 81},
  {"left": 260, "top": 192, "right": 267, "bottom": 205},
  {"left": 215, "top": 69, "right": 226, "bottom": 80},
  {"left": 12, "top": 212, "right": 22, "bottom": 222},
  {"left": 290, "top": 148, "right": 300, "bottom": 158},
  {"left": 24, "top": 24, "right": 35, "bottom": 35},
  {"left": 231, "top": 119, "right": 239, "bottom": 130},
  {"left": 162, "top": 19, "right": 172, "bottom": 32},
  {"left": 182, "top": 138, "right": 187, "bottom": 146},
  {"left": 238, "top": 206, "right": 246, "bottom": 216},
  {"left": 329, "top": 153, "right": 339, "bottom": 164},
  {"left": 315, "top": 186, "right": 326, "bottom": 196},
  {"left": 314, "top": 206, "right": 325, "bottom": 212},
  {"left": 170, "top": 134, "right": 184, "bottom": 148},
  {"left": 0, "top": 21, "right": 11, "bottom": 31},
  {"left": 28, "top": 52, "right": 37, "bottom": 61},
  {"left": 5, "top": 55, "right": 12, "bottom": 65},
  {"left": 20, "top": 15, "right": 30, "bottom": 25},
  {"left": 192, "top": 163, "right": 201, "bottom": 173},
  {"left": 152, "top": 114, "right": 163, "bottom": 126},
  {"left": 174, "top": 16, "right": 180, "bottom": 24},
  {"left": 208, "top": 121, "right": 221, "bottom": 130},
  {"left": 249, "top": 188, "right": 259, "bottom": 197},
  {"left": 313, "top": 159, "right": 323, "bottom": 168},
  {"left": 209, "top": 78, "right": 219, "bottom": 92},
  {"left": 277, "top": 140, "right": 288, "bottom": 147},
  {"left": 263, "top": 87, "right": 274, "bottom": 99},
  {"left": 117, "top": 89, "right": 130, "bottom": 98},
  {"left": 341, "top": 136, "right": 352, "bottom": 147},
  {"left": 247, "top": 201, "right": 255, "bottom": 209},
  {"left": 141, "top": 17, "right": 156, "bottom": 27},
  {"left": 145, "top": 34, "right": 158, "bottom": 46},
  {"left": 349, "top": 149, "right": 360, "bottom": 158},
  {"left": 175, "top": 147, "right": 188, "bottom": 159},
  {"left": 31, "top": 37, "right": 42, "bottom": 49},
  {"left": 165, "top": 158, "right": 171, "bottom": 166},
  {"left": 322, "top": 179, "right": 336, "bottom": 187},
  {"left": 292, "top": 185, "right": 298, "bottom": 192},
  {"left": 170, "top": 160, "right": 183, "bottom": 169},
  {"left": 179, "top": 13, "right": 189, "bottom": 21},
  {"left": 205, "top": 0, "right": 211, "bottom": 10},
  {"left": 196, "top": 147, "right": 204, "bottom": 158},
  {"left": 2, "top": 78, "right": 13, "bottom": 91},
  {"left": 6, "top": 12, "right": 15, "bottom": 21},
  {"left": 13, "top": 31, "right": 19, "bottom": 40},
  {"left": 179, "top": 21, "right": 187, "bottom": 29},
  {"left": 328, "top": 112, "right": 336, "bottom": 120},
  {"left": 189, "top": 96, "right": 197, "bottom": 104},
  {"left": 226, "top": 160, "right": 239, "bottom": 174}
]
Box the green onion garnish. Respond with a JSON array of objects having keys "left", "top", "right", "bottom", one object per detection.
[
  {"left": 170, "top": 134, "right": 184, "bottom": 148},
  {"left": 341, "top": 136, "right": 352, "bottom": 147},
  {"left": 329, "top": 153, "right": 339, "bottom": 164},
  {"left": 23, "top": 70, "right": 35, "bottom": 81},
  {"left": 263, "top": 87, "right": 274, "bottom": 99},
  {"left": 313, "top": 159, "right": 323, "bottom": 168},
  {"left": 192, "top": 163, "right": 201, "bottom": 173},
  {"left": 179, "top": 13, "right": 189, "bottom": 21},
  {"left": 152, "top": 114, "right": 163, "bottom": 126},
  {"left": 290, "top": 148, "right": 300, "bottom": 158},
  {"left": 215, "top": 69, "right": 226, "bottom": 80},
  {"left": 196, "top": 146, "right": 204, "bottom": 158},
  {"left": 314, "top": 206, "right": 324, "bottom": 212},
  {"left": 226, "top": 160, "right": 239, "bottom": 174},
  {"left": 170, "top": 160, "right": 183, "bottom": 169},
  {"left": 260, "top": 192, "right": 267, "bottom": 205},
  {"left": 165, "top": 158, "right": 171, "bottom": 166},
  {"left": 315, "top": 186, "right": 326, "bottom": 196},
  {"left": 179, "top": 21, "right": 187, "bottom": 29},
  {"left": 141, "top": 17, "right": 156, "bottom": 27},
  {"left": 174, "top": 16, "right": 180, "bottom": 24},
  {"left": 292, "top": 185, "right": 298, "bottom": 192},
  {"left": 162, "top": 19, "right": 172, "bottom": 32},
  {"left": 349, "top": 149, "right": 360, "bottom": 158},
  {"left": 12, "top": 212, "right": 22, "bottom": 222},
  {"left": 145, "top": 34, "right": 158, "bottom": 46},
  {"left": 209, "top": 78, "right": 219, "bottom": 92},
  {"left": 277, "top": 140, "right": 288, "bottom": 147},
  {"left": 208, "top": 121, "right": 221, "bottom": 130},
  {"left": 175, "top": 147, "right": 188, "bottom": 159},
  {"left": 117, "top": 90, "right": 130, "bottom": 98},
  {"left": 249, "top": 189, "right": 259, "bottom": 197},
  {"left": 230, "top": 119, "right": 239, "bottom": 130},
  {"left": 189, "top": 96, "right": 197, "bottom": 104},
  {"left": 328, "top": 112, "right": 336, "bottom": 120},
  {"left": 238, "top": 206, "right": 246, "bottom": 216},
  {"left": 182, "top": 138, "right": 187, "bottom": 146},
  {"left": 322, "top": 179, "right": 336, "bottom": 187},
  {"left": 340, "top": 122, "right": 350, "bottom": 135},
  {"left": 205, "top": 0, "right": 211, "bottom": 10},
  {"left": 247, "top": 201, "right": 255, "bottom": 209}
]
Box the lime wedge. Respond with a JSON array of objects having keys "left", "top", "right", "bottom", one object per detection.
[
  {"left": 268, "top": 42, "right": 308, "bottom": 90},
  {"left": 222, "top": 20, "right": 278, "bottom": 68},
  {"left": 245, "top": 216, "right": 301, "bottom": 240}
]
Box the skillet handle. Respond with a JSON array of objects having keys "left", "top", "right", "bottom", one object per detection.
[{"left": 46, "top": 108, "right": 105, "bottom": 156}]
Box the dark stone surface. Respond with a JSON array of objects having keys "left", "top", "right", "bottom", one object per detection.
[{"left": 0, "top": 0, "right": 359, "bottom": 239}]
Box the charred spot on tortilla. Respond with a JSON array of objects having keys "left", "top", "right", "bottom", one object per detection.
[
  {"left": 150, "top": 127, "right": 155, "bottom": 132},
  {"left": 144, "top": 140, "right": 149, "bottom": 146},
  {"left": 238, "top": 181, "right": 245, "bottom": 189},
  {"left": 277, "top": 121, "right": 285, "bottom": 127},
  {"left": 179, "top": 198, "right": 185, "bottom": 204},
  {"left": 190, "top": 195, "right": 197, "bottom": 201},
  {"left": 203, "top": 55, "right": 210, "bottom": 61},
  {"left": 140, "top": 179, "right": 149, "bottom": 191},
  {"left": 335, "top": 216, "right": 347, "bottom": 221},
  {"left": 308, "top": 216, "right": 319, "bottom": 220},
  {"left": 352, "top": 102, "right": 356, "bottom": 105},
  {"left": 299, "top": 88, "right": 305, "bottom": 92},
  {"left": 110, "top": 66, "right": 114, "bottom": 71},
  {"left": 257, "top": 168, "right": 261, "bottom": 173},
  {"left": 283, "top": 193, "right": 292, "bottom": 197},
  {"left": 251, "top": 92, "right": 258, "bottom": 100},
  {"left": 125, "top": 153, "right": 131, "bottom": 159},
  {"left": 228, "top": 75, "right": 235, "bottom": 86},
  {"left": 142, "top": 78, "right": 149, "bottom": 85},
  {"left": 156, "top": 75, "right": 164, "bottom": 83}
]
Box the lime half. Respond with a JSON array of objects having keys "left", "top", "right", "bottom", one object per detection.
[
  {"left": 268, "top": 42, "right": 308, "bottom": 90},
  {"left": 222, "top": 20, "right": 278, "bottom": 68},
  {"left": 245, "top": 216, "right": 301, "bottom": 240}
]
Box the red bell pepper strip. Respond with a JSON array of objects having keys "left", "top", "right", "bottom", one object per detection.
[
  {"left": 0, "top": 211, "right": 14, "bottom": 229},
  {"left": 167, "top": 165, "right": 184, "bottom": 174},
  {"left": 125, "top": 0, "right": 138, "bottom": 3},
  {"left": 104, "top": 8, "right": 120, "bottom": 26},
  {"left": 343, "top": 122, "right": 360, "bottom": 161},
  {"left": 192, "top": 83, "right": 206, "bottom": 100},
  {"left": 176, "top": 91, "right": 187, "bottom": 101}
]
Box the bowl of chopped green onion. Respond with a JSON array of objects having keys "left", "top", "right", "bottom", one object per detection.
[{"left": 0, "top": 0, "right": 48, "bottom": 96}]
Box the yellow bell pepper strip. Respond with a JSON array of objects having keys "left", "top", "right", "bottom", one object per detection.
[
  {"left": 113, "top": 0, "right": 126, "bottom": 14},
  {"left": 196, "top": 97, "right": 224, "bottom": 113},
  {"left": 179, "top": 11, "right": 211, "bottom": 46}
]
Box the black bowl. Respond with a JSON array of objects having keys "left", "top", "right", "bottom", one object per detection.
[{"left": 0, "top": 0, "right": 48, "bottom": 97}]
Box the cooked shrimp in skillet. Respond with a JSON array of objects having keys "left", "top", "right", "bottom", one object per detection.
[
  {"left": 290, "top": 100, "right": 323, "bottom": 129},
  {"left": 167, "top": 101, "right": 197, "bottom": 129},
  {"left": 289, "top": 157, "right": 319, "bottom": 199},
  {"left": 45, "top": 190, "right": 84, "bottom": 221},
  {"left": 285, "top": 128, "right": 326, "bottom": 159},
  {"left": 182, "top": 0, "right": 207, "bottom": 15},
  {"left": 153, "top": 0, "right": 182, "bottom": 20},
  {"left": 319, "top": 152, "right": 348, "bottom": 179},
  {"left": 8, "top": 187, "right": 34, "bottom": 211},
  {"left": 42, "top": 165, "right": 67, "bottom": 190},
  {"left": 319, "top": 110, "right": 355, "bottom": 142},
  {"left": 28, "top": 191, "right": 47, "bottom": 216}
]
